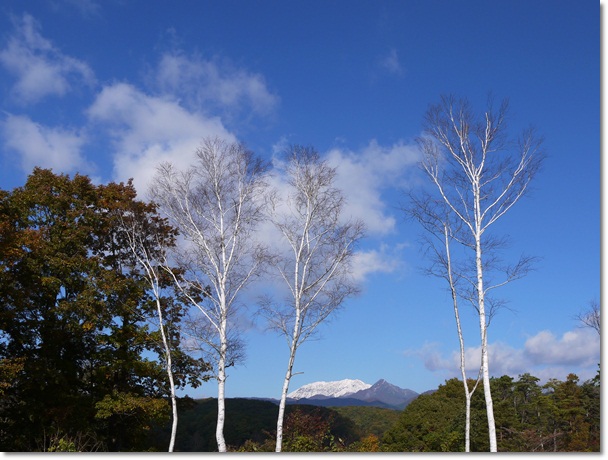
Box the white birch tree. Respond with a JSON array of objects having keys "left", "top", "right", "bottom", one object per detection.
[
  {"left": 149, "top": 137, "right": 270, "bottom": 452},
  {"left": 260, "top": 146, "right": 364, "bottom": 452},
  {"left": 118, "top": 208, "right": 180, "bottom": 452},
  {"left": 407, "top": 194, "right": 481, "bottom": 451},
  {"left": 415, "top": 95, "right": 544, "bottom": 452}
]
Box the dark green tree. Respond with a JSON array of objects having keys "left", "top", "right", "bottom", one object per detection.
[
  {"left": 0, "top": 168, "right": 208, "bottom": 451},
  {"left": 382, "top": 373, "right": 599, "bottom": 452},
  {"left": 382, "top": 378, "right": 488, "bottom": 452}
]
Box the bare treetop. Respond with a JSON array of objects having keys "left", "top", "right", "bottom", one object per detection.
[{"left": 420, "top": 95, "right": 545, "bottom": 235}]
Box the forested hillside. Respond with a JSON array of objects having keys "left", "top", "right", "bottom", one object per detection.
[
  {"left": 146, "top": 370, "right": 599, "bottom": 452},
  {"left": 383, "top": 372, "right": 600, "bottom": 452},
  {"left": 148, "top": 399, "right": 364, "bottom": 452}
]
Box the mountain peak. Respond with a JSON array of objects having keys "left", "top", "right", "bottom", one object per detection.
[
  {"left": 285, "top": 378, "right": 419, "bottom": 410},
  {"left": 287, "top": 379, "right": 371, "bottom": 399}
]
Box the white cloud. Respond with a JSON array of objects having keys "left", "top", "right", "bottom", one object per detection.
[
  {"left": 524, "top": 328, "right": 599, "bottom": 367},
  {"left": 87, "top": 82, "right": 237, "bottom": 193},
  {"left": 86, "top": 47, "right": 280, "bottom": 193},
  {"left": 153, "top": 51, "right": 279, "bottom": 116},
  {"left": 1, "top": 114, "right": 91, "bottom": 174},
  {"left": 326, "top": 139, "right": 420, "bottom": 235},
  {"left": 258, "top": 142, "right": 416, "bottom": 285},
  {"left": 350, "top": 247, "right": 402, "bottom": 282},
  {"left": 380, "top": 48, "right": 404, "bottom": 76},
  {"left": 0, "top": 13, "right": 95, "bottom": 104},
  {"left": 407, "top": 326, "right": 600, "bottom": 383}
]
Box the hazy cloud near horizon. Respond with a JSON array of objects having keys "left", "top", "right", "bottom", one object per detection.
[{"left": 406, "top": 326, "right": 600, "bottom": 384}]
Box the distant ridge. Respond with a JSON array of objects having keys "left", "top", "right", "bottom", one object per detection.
[
  {"left": 275, "top": 378, "right": 420, "bottom": 410},
  {"left": 287, "top": 379, "right": 371, "bottom": 399}
]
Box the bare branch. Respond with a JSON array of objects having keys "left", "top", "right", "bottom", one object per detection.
[
  {"left": 576, "top": 299, "right": 600, "bottom": 336},
  {"left": 149, "top": 136, "right": 270, "bottom": 452},
  {"left": 262, "top": 145, "right": 364, "bottom": 452},
  {"left": 409, "top": 95, "right": 545, "bottom": 452}
]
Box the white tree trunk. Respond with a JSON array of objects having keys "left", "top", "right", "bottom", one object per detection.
[
  {"left": 475, "top": 233, "right": 497, "bottom": 452},
  {"left": 216, "top": 314, "right": 228, "bottom": 452},
  {"left": 275, "top": 342, "right": 297, "bottom": 452},
  {"left": 156, "top": 297, "right": 178, "bottom": 452},
  {"left": 444, "top": 224, "right": 478, "bottom": 452}
]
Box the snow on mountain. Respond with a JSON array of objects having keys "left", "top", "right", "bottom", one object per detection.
[
  {"left": 287, "top": 379, "right": 371, "bottom": 399},
  {"left": 285, "top": 378, "right": 420, "bottom": 410}
]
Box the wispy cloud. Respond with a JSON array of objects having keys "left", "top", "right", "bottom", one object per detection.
[
  {"left": 1, "top": 114, "right": 92, "bottom": 174},
  {"left": 0, "top": 13, "right": 95, "bottom": 104},
  {"left": 153, "top": 51, "right": 279, "bottom": 117},
  {"left": 56, "top": 0, "right": 102, "bottom": 18},
  {"left": 406, "top": 327, "right": 600, "bottom": 383},
  {"left": 350, "top": 245, "right": 403, "bottom": 282},
  {"left": 379, "top": 48, "right": 404, "bottom": 76}
]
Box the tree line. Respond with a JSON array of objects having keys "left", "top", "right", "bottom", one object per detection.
[
  {"left": 140, "top": 371, "right": 603, "bottom": 452},
  {"left": 1, "top": 95, "right": 592, "bottom": 452},
  {"left": 382, "top": 371, "right": 600, "bottom": 452}
]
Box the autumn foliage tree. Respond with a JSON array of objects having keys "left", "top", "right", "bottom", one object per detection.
[{"left": 0, "top": 168, "right": 207, "bottom": 451}]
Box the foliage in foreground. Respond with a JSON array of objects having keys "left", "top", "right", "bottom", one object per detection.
[
  {"left": 149, "top": 399, "right": 363, "bottom": 452},
  {"left": 382, "top": 371, "right": 600, "bottom": 452},
  {"left": 0, "top": 169, "right": 209, "bottom": 452}
]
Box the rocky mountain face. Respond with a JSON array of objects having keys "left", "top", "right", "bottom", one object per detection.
[
  {"left": 350, "top": 379, "right": 418, "bottom": 408},
  {"left": 285, "top": 378, "right": 419, "bottom": 410}
]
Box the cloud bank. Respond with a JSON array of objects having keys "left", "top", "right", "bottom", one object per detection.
[
  {"left": 0, "top": 12, "right": 418, "bottom": 287},
  {"left": 406, "top": 326, "right": 600, "bottom": 383}
]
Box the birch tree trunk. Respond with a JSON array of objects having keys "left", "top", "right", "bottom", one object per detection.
[
  {"left": 407, "top": 193, "right": 483, "bottom": 452},
  {"left": 275, "top": 335, "right": 298, "bottom": 452},
  {"left": 151, "top": 137, "right": 270, "bottom": 453},
  {"left": 475, "top": 236, "right": 497, "bottom": 451},
  {"left": 445, "top": 225, "right": 480, "bottom": 452},
  {"left": 216, "top": 319, "right": 227, "bottom": 452},
  {"left": 415, "top": 95, "right": 544, "bottom": 452},
  {"left": 156, "top": 295, "right": 178, "bottom": 452},
  {"left": 118, "top": 210, "right": 182, "bottom": 452},
  {"left": 261, "top": 145, "right": 364, "bottom": 453}
]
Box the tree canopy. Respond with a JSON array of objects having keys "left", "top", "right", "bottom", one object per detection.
[
  {"left": 0, "top": 168, "right": 208, "bottom": 451},
  {"left": 382, "top": 372, "right": 600, "bottom": 452}
]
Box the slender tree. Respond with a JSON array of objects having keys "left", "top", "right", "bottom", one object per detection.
[
  {"left": 261, "top": 146, "right": 364, "bottom": 452},
  {"left": 150, "top": 137, "right": 270, "bottom": 452},
  {"left": 407, "top": 190, "right": 482, "bottom": 451},
  {"left": 118, "top": 205, "right": 181, "bottom": 451},
  {"left": 416, "top": 95, "right": 544, "bottom": 451}
]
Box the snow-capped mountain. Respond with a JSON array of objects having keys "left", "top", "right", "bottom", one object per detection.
[
  {"left": 285, "top": 378, "right": 419, "bottom": 410},
  {"left": 287, "top": 379, "right": 371, "bottom": 399}
]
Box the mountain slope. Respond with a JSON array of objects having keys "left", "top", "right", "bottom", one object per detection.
[
  {"left": 286, "top": 378, "right": 419, "bottom": 410},
  {"left": 349, "top": 379, "right": 419, "bottom": 409},
  {"left": 287, "top": 379, "right": 371, "bottom": 399}
]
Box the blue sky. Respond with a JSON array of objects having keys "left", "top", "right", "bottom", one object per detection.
[{"left": 0, "top": 0, "right": 599, "bottom": 398}]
